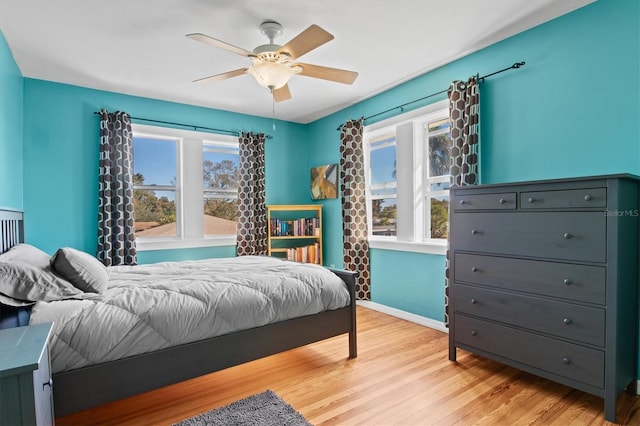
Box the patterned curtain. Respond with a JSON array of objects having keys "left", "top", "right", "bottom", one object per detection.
[
  {"left": 448, "top": 76, "right": 480, "bottom": 185},
  {"left": 236, "top": 132, "right": 268, "bottom": 256},
  {"left": 97, "top": 110, "right": 137, "bottom": 266},
  {"left": 339, "top": 118, "right": 371, "bottom": 300},
  {"left": 444, "top": 76, "right": 480, "bottom": 327}
]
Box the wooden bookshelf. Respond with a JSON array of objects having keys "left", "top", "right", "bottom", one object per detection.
[{"left": 267, "top": 205, "right": 322, "bottom": 265}]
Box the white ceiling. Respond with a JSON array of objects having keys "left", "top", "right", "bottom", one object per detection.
[{"left": 0, "top": 0, "right": 595, "bottom": 124}]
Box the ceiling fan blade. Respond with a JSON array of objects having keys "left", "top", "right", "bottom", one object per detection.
[
  {"left": 277, "top": 25, "right": 334, "bottom": 60},
  {"left": 186, "top": 33, "right": 254, "bottom": 57},
  {"left": 273, "top": 84, "right": 292, "bottom": 102},
  {"left": 193, "top": 68, "right": 248, "bottom": 84},
  {"left": 294, "top": 63, "right": 358, "bottom": 85}
]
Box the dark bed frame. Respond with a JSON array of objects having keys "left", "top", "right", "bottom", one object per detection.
[{"left": 0, "top": 209, "right": 357, "bottom": 417}]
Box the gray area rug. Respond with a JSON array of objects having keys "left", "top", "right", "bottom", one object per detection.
[{"left": 173, "top": 390, "right": 312, "bottom": 426}]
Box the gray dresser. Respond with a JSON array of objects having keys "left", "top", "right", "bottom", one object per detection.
[
  {"left": 448, "top": 175, "right": 639, "bottom": 423},
  {"left": 0, "top": 322, "right": 54, "bottom": 425}
]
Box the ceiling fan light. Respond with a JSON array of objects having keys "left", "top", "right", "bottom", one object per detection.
[{"left": 248, "top": 62, "right": 294, "bottom": 89}]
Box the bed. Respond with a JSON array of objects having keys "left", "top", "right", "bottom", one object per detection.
[{"left": 0, "top": 209, "right": 357, "bottom": 417}]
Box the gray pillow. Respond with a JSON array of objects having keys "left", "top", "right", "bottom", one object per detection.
[
  {"left": 0, "top": 292, "right": 36, "bottom": 307},
  {"left": 0, "top": 243, "right": 51, "bottom": 269},
  {"left": 0, "top": 260, "right": 83, "bottom": 302},
  {"left": 50, "top": 247, "right": 109, "bottom": 293}
]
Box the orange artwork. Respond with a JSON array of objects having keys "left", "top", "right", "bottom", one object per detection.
[{"left": 310, "top": 164, "right": 338, "bottom": 200}]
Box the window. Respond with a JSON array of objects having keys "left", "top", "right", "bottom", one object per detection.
[
  {"left": 202, "top": 142, "right": 240, "bottom": 236},
  {"left": 132, "top": 124, "right": 239, "bottom": 250},
  {"left": 133, "top": 135, "right": 179, "bottom": 238},
  {"left": 369, "top": 133, "right": 397, "bottom": 236},
  {"left": 424, "top": 117, "right": 452, "bottom": 240},
  {"left": 364, "top": 100, "right": 451, "bottom": 254}
]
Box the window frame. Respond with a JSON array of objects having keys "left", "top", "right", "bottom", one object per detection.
[
  {"left": 132, "top": 124, "right": 238, "bottom": 251},
  {"left": 364, "top": 100, "right": 450, "bottom": 255}
]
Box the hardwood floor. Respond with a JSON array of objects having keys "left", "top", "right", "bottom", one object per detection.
[{"left": 56, "top": 306, "right": 640, "bottom": 425}]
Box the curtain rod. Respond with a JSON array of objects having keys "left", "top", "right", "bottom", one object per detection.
[
  {"left": 337, "top": 61, "right": 525, "bottom": 130},
  {"left": 93, "top": 112, "right": 273, "bottom": 139}
]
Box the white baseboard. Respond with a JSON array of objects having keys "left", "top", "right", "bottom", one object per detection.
[{"left": 356, "top": 300, "right": 449, "bottom": 333}]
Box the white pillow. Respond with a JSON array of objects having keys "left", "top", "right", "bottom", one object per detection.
[
  {"left": 0, "top": 243, "right": 51, "bottom": 269},
  {"left": 50, "top": 247, "right": 109, "bottom": 293},
  {"left": 0, "top": 260, "right": 83, "bottom": 302}
]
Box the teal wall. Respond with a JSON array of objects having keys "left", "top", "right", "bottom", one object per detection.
[
  {"left": 3, "top": 0, "right": 640, "bottom": 335},
  {"left": 22, "top": 79, "right": 308, "bottom": 257},
  {"left": 371, "top": 250, "right": 446, "bottom": 320},
  {"left": 307, "top": 0, "right": 640, "bottom": 320},
  {"left": 2, "top": 0, "right": 640, "bottom": 377},
  {"left": 0, "top": 30, "right": 24, "bottom": 210}
]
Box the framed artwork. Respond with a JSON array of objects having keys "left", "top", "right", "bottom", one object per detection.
[{"left": 310, "top": 163, "right": 338, "bottom": 200}]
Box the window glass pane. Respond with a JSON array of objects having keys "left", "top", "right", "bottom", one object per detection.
[
  {"left": 133, "top": 190, "right": 177, "bottom": 237},
  {"left": 371, "top": 198, "right": 397, "bottom": 236},
  {"left": 203, "top": 148, "right": 240, "bottom": 190},
  {"left": 203, "top": 145, "right": 239, "bottom": 236},
  {"left": 371, "top": 144, "right": 396, "bottom": 184},
  {"left": 203, "top": 194, "right": 238, "bottom": 236},
  {"left": 427, "top": 122, "right": 452, "bottom": 178},
  {"left": 428, "top": 133, "right": 452, "bottom": 177},
  {"left": 133, "top": 137, "right": 177, "bottom": 186},
  {"left": 430, "top": 195, "right": 449, "bottom": 239},
  {"left": 133, "top": 136, "right": 177, "bottom": 239}
]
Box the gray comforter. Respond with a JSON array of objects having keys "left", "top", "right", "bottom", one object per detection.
[{"left": 29, "top": 256, "right": 350, "bottom": 374}]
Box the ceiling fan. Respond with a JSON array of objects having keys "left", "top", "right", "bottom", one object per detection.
[{"left": 186, "top": 21, "right": 358, "bottom": 102}]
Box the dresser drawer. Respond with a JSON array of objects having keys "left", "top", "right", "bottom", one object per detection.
[
  {"left": 454, "top": 253, "right": 606, "bottom": 304},
  {"left": 452, "top": 284, "right": 605, "bottom": 346},
  {"left": 455, "top": 314, "right": 604, "bottom": 389},
  {"left": 454, "top": 192, "right": 517, "bottom": 211},
  {"left": 520, "top": 187, "right": 606, "bottom": 209},
  {"left": 452, "top": 212, "right": 606, "bottom": 262},
  {"left": 32, "top": 346, "right": 53, "bottom": 426}
]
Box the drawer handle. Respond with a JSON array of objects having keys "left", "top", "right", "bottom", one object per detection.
[
  {"left": 528, "top": 197, "right": 536, "bottom": 203},
  {"left": 471, "top": 298, "right": 478, "bottom": 305},
  {"left": 562, "top": 357, "right": 571, "bottom": 365},
  {"left": 563, "top": 318, "right": 572, "bottom": 325},
  {"left": 584, "top": 194, "right": 593, "bottom": 201},
  {"left": 563, "top": 232, "right": 573, "bottom": 239},
  {"left": 459, "top": 200, "right": 467, "bottom": 205},
  {"left": 471, "top": 267, "right": 479, "bottom": 272},
  {"left": 471, "top": 229, "right": 479, "bottom": 235},
  {"left": 471, "top": 330, "right": 478, "bottom": 336},
  {"left": 563, "top": 278, "right": 572, "bottom": 286},
  {"left": 498, "top": 198, "right": 506, "bottom": 204},
  {"left": 43, "top": 378, "right": 53, "bottom": 388}
]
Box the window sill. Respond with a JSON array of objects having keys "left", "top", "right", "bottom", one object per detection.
[
  {"left": 369, "top": 239, "right": 447, "bottom": 255},
  {"left": 136, "top": 236, "right": 237, "bottom": 252}
]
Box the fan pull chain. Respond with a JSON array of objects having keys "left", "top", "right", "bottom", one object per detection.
[{"left": 272, "top": 95, "right": 276, "bottom": 131}]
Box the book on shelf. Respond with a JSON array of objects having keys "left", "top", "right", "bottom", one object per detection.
[
  {"left": 270, "top": 217, "right": 320, "bottom": 237},
  {"left": 286, "top": 242, "right": 321, "bottom": 264}
]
